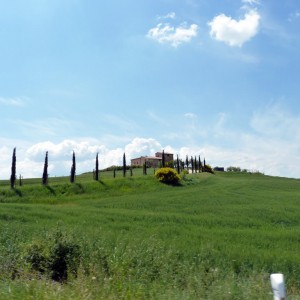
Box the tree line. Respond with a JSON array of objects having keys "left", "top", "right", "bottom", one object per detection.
[{"left": 6, "top": 148, "right": 212, "bottom": 189}]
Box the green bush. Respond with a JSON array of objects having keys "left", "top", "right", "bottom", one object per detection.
[
  {"left": 204, "top": 164, "right": 215, "bottom": 174},
  {"left": 155, "top": 167, "right": 181, "bottom": 185},
  {"left": 180, "top": 169, "right": 189, "bottom": 180},
  {"left": 24, "top": 230, "right": 81, "bottom": 282},
  {"left": 226, "top": 166, "right": 241, "bottom": 172}
]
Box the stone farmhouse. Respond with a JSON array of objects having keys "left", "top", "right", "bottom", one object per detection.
[{"left": 131, "top": 152, "right": 174, "bottom": 168}]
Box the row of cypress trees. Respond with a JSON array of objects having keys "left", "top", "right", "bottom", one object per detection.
[
  {"left": 160, "top": 149, "right": 207, "bottom": 175},
  {"left": 6, "top": 149, "right": 209, "bottom": 189},
  {"left": 6, "top": 149, "right": 127, "bottom": 188}
]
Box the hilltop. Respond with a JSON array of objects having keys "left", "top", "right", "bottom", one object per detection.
[{"left": 0, "top": 171, "right": 300, "bottom": 299}]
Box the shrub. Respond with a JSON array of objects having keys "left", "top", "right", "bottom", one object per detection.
[
  {"left": 155, "top": 167, "right": 181, "bottom": 185},
  {"left": 24, "top": 230, "right": 81, "bottom": 282},
  {"left": 204, "top": 164, "right": 215, "bottom": 174},
  {"left": 180, "top": 169, "right": 189, "bottom": 180},
  {"left": 226, "top": 166, "right": 241, "bottom": 172},
  {"left": 165, "top": 160, "right": 175, "bottom": 168}
]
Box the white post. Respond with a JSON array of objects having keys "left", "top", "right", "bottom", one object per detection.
[{"left": 270, "top": 273, "right": 286, "bottom": 300}]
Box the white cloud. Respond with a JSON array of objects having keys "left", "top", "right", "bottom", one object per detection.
[
  {"left": 147, "top": 22, "right": 198, "bottom": 47},
  {"left": 0, "top": 138, "right": 164, "bottom": 179},
  {"left": 0, "top": 97, "right": 27, "bottom": 107},
  {"left": 159, "top": 12, "right": 176, "bottom": 20},
  {"left": 250, "top": 103, "right": 300, "bottom": 141},
  {"left": 208, "top": 10, "right": 260, "bottom": 47},
  {"left": 184, "top": 113, "right": 198, "bottom": 119},
  {"left": 125, "top": 137, "right": 162, "bottom": 157},
  {"left": 1, "top": 104, "right": 300, "bottom": 179},
  {"left": 241, "top": 0, "right": 260, "bottom": 5}
]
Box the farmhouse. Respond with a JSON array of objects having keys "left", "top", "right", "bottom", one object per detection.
[{"left": 131, "top": 152, "right": 174, "bottom": 168}]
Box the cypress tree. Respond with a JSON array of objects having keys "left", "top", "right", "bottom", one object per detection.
[
  {"left": 176, "top": 154, "right": 180, "bottom": 174},
  {"left": 70, "top": 151, "right": 76, "bottom": 183},
  {"left": 191, "top": 156, "right": 194, "bottom": 173},
  {"left": 95, "top": 153, "right": 99, "bottom": 181},
  {"left": 10, "top": 147, "right": 16, "bottom": 189},
  {"left": 42, "top": 151, "right": 48, "bottom": 185},
  {"left": 123, "top": 153, "right": 126, "bottom": 177},
  {"left": 203, "top": 158, "right": 206, "bottom": 172},
  {"left": 199, "top": 155, "right": 202, "bottom": 172},
  {"left": 180, "top": 159, "right": 185, "bottom": 170},
  {"left": 194, "top": 156, "right": 197, "bottom": 173},
  {"left": 162, "top": 150, "right": 165, "bottom": 168},
  {"left": 185, "top": 155, "right": 189, "bottom": 171}
]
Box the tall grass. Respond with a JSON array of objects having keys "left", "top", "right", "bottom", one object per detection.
[{"left": 0, "top": 171, "right": 300, "bottom": 298}]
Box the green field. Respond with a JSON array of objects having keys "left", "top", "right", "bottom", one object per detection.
[{"left": 0, "top": 170, "right": 300, "bottom": 299}]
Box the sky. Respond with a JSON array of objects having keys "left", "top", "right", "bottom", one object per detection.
[{"left": 1, "top": 0, "right": 300, "bottom": 179}]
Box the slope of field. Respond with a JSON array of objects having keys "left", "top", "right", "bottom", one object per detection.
[{"left": 0, "top": 171, "right": 299, "bottom": 299}]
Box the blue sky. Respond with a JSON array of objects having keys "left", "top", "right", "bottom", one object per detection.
[{"left": 1, "top": 0, "right": 300, "bottom": 179}]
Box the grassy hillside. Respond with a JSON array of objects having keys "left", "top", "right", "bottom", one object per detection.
[{"left": 0, "top": 171, "right": 300, "bottom": 299}]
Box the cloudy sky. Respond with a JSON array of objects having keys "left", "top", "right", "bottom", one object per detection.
[{"left": 1, "top": 0, "right": 300, "bottom": 179}]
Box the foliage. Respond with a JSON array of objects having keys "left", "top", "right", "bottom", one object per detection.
[
  {"left": 185, "top": 155, "right": 189, "bottom": 170},
  {"left": 198, "top": 155, "right": 202, "bottom": 172},
  {"left": 162, "top": 150, "right": 165, "bottom": 167},
  {"left": 70, "top": 151, "right": 76, "bottom": 183},
  {"left": 143, "top": 163, "right": 147, "bottom": 175},
  {"left": 226, "top": 166, "right": 264, "bottom": 175},
  {"left": 155, "top": 167, "right": 180, "bottom": 185},
  {"left": 123, "top": 153, "right": 126, "bottom": 177},
  {"left": 165, "top": 160, "right": 174, "bottom": 168},
  {"left": 95, "top": 153, "right": 99, "bottom": 181},
  {"left": 42, "top": 151, "right": 48, "bottom": 185},
  {"left": 10, "top": 148, "right": 16, "bottom": 189},
  {"left": 176, "top": 155, "right": 180, "bottom": 174},
  {"left": 227, "top": 166, "right": 242, "bottom": 172},
  {"left": 190, "top": 156, "right": 194, "bottom": 173},
  {"left": 24, "top": 230, "right": 81, "bottom": 282},
  {"left": 180, "top": 169, "right": 189, "bottom": 180},
  {"left": 203, "top": 164, "right": 215, "bottom": 174}
]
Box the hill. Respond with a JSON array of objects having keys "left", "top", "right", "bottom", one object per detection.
[{"left": 0, "top": 171, "right": 299, "bottom": 299}]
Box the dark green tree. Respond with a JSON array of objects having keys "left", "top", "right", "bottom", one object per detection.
[
  {"left": 10, "top": 147, "right": 16, "bottom": 189},
  {"left": 199, "top": 155, "right": 202, "bottom": 172},
  {"left": 191, "top": 156, "right": 194, "bottom": 173},
  {"left": 180, "top": 159, "right": 185, "bottom": 170},
  {"left": 42, "top": 151, "right": 48, "bottom": 185},
  {"left": 123, "top": 153, "right": 126, "bottom": 177},
  {"left": 194, "top": 156, "right": 197, "bottom": 173},
  {"left": 185, "top": 155, "right": 189, "bottom": 171},
  {"left": 176, "top": 154, "right": 180, "bottom": 174},
  {"left": 203, "top": 158, "right": 206, "bottom": 172},
  {"left": 95, "top": 153, "right": 99, "bottom": 181},
  {"left": 70, "top": 151, "right": 76, "bottom": 183},
  {"left": 162, "top": 150, "right": 165, "bottom": 168}
]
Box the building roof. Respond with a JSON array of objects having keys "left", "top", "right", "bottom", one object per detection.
[{"left": 131, "top": 156, "right": 161, "bottom": 161}]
